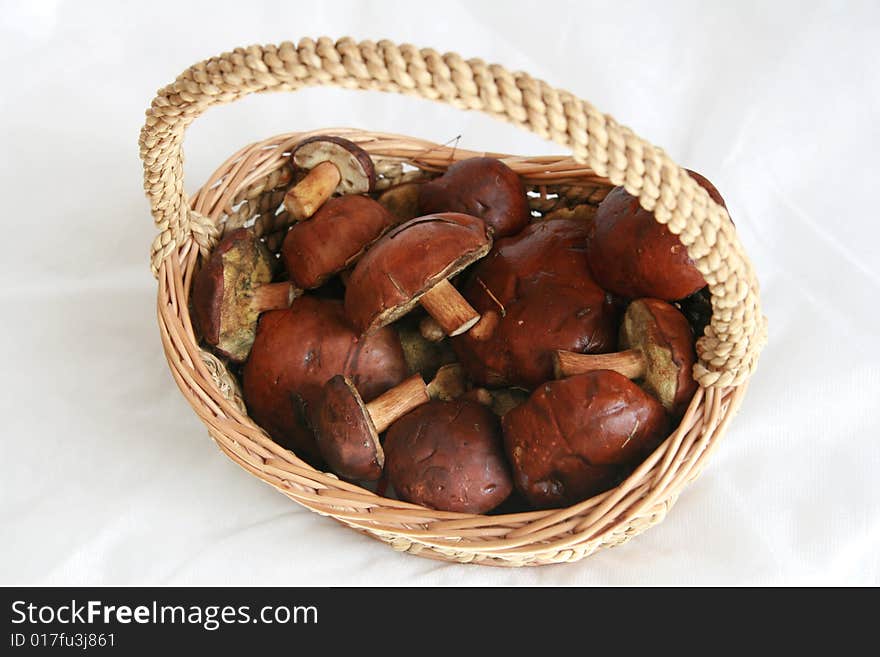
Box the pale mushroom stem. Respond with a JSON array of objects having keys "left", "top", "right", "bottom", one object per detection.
[
  {"left": 366, "top": 374, "right": 430, "bottom": 434},
  {"left": 250, "top": 282, "right": 301, "bottom": 313},
  {"left": 283, "top": 161, "right": 342, "bottom": 220},
  {"left": 419, "top": 279, "right": 481, "bottom": 337},
  {"left": 553, "top": 348, "right": 647, "bottom": 380}
]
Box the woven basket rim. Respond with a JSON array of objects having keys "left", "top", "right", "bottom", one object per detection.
[{"left": 153, "top": 127, "right": 749, "bottom": 566}]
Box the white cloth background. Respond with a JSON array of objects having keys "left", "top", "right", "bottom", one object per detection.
[{"left": 2, "top": 0, "right": 878, "bottom": 585}]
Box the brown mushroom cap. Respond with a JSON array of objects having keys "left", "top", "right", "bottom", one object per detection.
[
  {"left": 281, "top": 195, "right": 397, "bottom": 290},
  {"left": 291, "top": 135, "right": 376, "bottom": 194},
  {"left": 452, "top": 219, "right": 620, "bottom": 388},
  {"left": 586, "top": 170, "right": 726, "bottom": 301},
  {"left": 418, "top": 157, "right": 530, "bottom": 238},
  {"left": 191, "top": 228, "right": 276, "bottom": 363},
  {"left": 502, "top": 371, "right": 669, "bottom": 509},
  {"left": 344, "top": 213, "right": 492, "bottom": 335},
  {"left": 313, "top": 375, "right": 383, "bottom": 481},
  {"left": 384, "top": 399, "right": 513, "bottom": 513},
  {"left": 313, "top": 366, "right": 463, "bottom": 481},
  {"left": 620, "top": 298, "right": 697, "bottom": 418},
  {"left": 241, "top": 296, "right": 408, "bottom": 459}
]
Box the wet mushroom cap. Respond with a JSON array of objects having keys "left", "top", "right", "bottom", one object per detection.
[
  {"left": 621, "top": 298, "right": 697, "bottom": 418},
  {"left": 313, "top": 375, "right": 382, "bottom": 481},
  {"left": 452, "top": 219, "right": 619, "bottom": 388},
  {"left": 418, "top": 157, "right": 531, "bottom": 238},
  {"left": 291, "top": 135, "right": 376, "bottom": 194},
  {"left": 191, "top": 228, "right": 275, "bottom": 363},
  {"left": 502, "top": 371, "right": 669, "bottom": 509},
  {"left": 344, "top": 213, "right": 492, "bottom": 335},
  {"left": 281, "top": 195, "right": 397, "bottom": 290},
  {"left": 384, "top": 399, "right": 513, "bottom": 514},
  {"left": 241, "top": 296, "right": 407, "bottom": 459},
  {"left": 586, "top": 170, "right": 726, "bottom": 301}
]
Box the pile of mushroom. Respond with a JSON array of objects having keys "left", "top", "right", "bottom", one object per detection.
[{"left": 192, "top": 134, "right": 725, "bottom": 513}]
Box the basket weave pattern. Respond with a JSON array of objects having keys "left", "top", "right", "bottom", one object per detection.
[{"left": 139, "top": 39, "right": 765, "bottom": 566}]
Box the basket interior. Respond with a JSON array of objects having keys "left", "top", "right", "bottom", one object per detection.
[{"left": 158, "top": 129, "right": 745, "bottom": 566}]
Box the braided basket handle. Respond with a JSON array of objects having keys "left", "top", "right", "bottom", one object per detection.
[{"left": 139, "top": 37, "right": 766, "bottom": 388}]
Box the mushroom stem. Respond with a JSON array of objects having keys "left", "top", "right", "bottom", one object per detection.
[
  {"left": 419, "top": 279, "right": 481, "bottom": 337},
  {"left": 553, "top": 348, "right": 647, "bottom": 380},
  {"left": 284, "top": 160, "right": 342, "bottom": 220},
  {"left": 365, "top": 374, "right": 430, "bottom": 434},
  {"left": 250, "top": 282, "right": 301, "bottom": 313}
]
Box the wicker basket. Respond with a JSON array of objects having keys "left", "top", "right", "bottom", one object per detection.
[{"left": 139, "top": 38, "right": 767, "bottom": 567}]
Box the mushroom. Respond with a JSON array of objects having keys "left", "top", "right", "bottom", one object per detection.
[
  {"left": 377, "top": 182, "right": 422, "bottom": 223},
  {"left": 191, "top": 228, "right": 301, "bottom": 363},
  {"left": 451, "top": 218, "right": 620, "bottom": 388},
  {"left": 586, "top": 170, "right": 727, "bottom": 301},
  {"left": 283, "top": 136, "right": 376, "bottom": 220},
  {"left": 553, "top": 298, "right": 698, "bottom": 418},
  {"left": 384, "top": 399, "right": 514, "bottom": 513},
  {"left": 502, "top": 371, "right": 669, "bottom": 509},
  {"left": 281, "top": 195, "right": 397, "bottom": 290},
  {"left": 344, "top": 213, "right": 493, "bottom": 337},
  {"left": 418, "top": 157, "right": 530, "bottom": 238},
  {"left": 241, "top": 296, "right": 408, "bottom": 459},
  {"left": 313, "top": 364, "right": 467, "bottom": 481},
  {"left": 395, "top": 318, "right": 457, "bottom": 379}
]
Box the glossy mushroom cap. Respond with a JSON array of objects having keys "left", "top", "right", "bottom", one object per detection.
[
  {"left": 586, "top": 170, "right": 727, "bottom": 301},
  {"left": 452, "top": 219, "right": 619, "bottom": 388},
  {"left": 502, "top": 371, "right": 669, "bottom": 509},
  {"left": 191, "top": 228, "right": 275, "bottom": 363},
  {"left": 282, "top": 195, "right": 397, "bottom": 290},
  {"left": 241, "top": 297, "right": 408, "bottom": 459},
  {"left": 621, "top": 298, "right": 697, "bottom": 418},
  {"left": 344, "top": 213, "right": 492, "bottom": 335},
  {"left": 418, "top": 157, "right": 530, "bottom": 238},
  {"left": 314, "top": 373, "right": 431, "bottom": 481},
  {"left": 291, "top": 135, "right": 376, "bottom": 195},
  {"left": 384, "top": 399, "right": 513, "bottom": 514},
  {"left": 314, "top": 376, "right": 383, "bottom": 481}
]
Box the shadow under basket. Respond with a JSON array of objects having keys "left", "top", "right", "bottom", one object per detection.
[{"left": 139, "top": 38, "right": 767, "bottom": 567}]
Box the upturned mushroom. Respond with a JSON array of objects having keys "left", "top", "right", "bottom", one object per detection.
[
  {"left": 241, "top": 296, "right": 408, "bottom": 459},
  {"left": 283, "top": 136, "right": 376, "bottom": 220},
  {"left": 586, "top": 170, "right": 727, "bottom": 301},
  {"left": 281, "top": 195, "right": 398, "bottom": 290},
  {"left": 451, "top": 218, "right": 620, "bottom": 388},
  {"left": 384, "top": 399, "right": 513, "bottom": 513},
  {"left": 344, "top": 213, "right": 493, "bottom": 338},
  {"left": 503, "top": 371, "right": 669, "bottom": 509},
  {"left": 192, "top": 228, "right": 301, "bottom": 363},
  {"left": 418, "top": 157, "right": 530, "bottom": 238},
  {"left": 313, "top": 364, "right": 467, "bottom": 481},
  {"left": 553, "top": 298, "right": 697, "bottom": 418}
]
